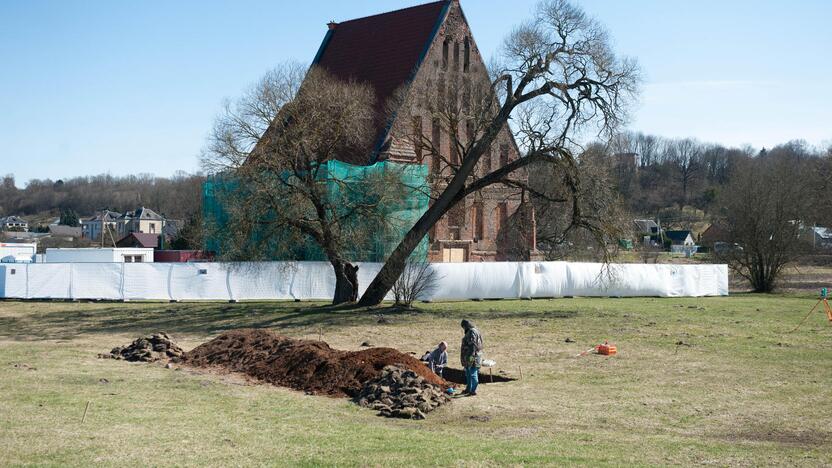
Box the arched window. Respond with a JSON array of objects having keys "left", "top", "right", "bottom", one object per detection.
[
  {"left": 442, "top": 39, "right": 449, "bottom": 70},
  {"left": 473, "top": 202, "right": 484, "bottom": 240},
  {"left": 412, "top": 116, "right": 423, "bottom": 161},
  {"left": 431, "top": 118, "right": 441, "bottom": 174},
  {"left": 463, "top": 37, "right": 471, "bottom": 72}
]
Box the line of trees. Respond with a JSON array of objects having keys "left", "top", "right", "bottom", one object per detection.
[
  {"left": 584, "top": 135, "right": 831, "bottom": 291},
  {"left": 603, "top": 133, "right": 831, "bottom": 222},
  {"left": 0, "top": 172, "right": 204, "bottom": 221}
]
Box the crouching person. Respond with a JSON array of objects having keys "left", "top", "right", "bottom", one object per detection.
[
  {"left": 460, "top": 319, "right": 483, "bottom": 396},
  {"left": 421, "top": 341, "right": 448, "bottom": 377}
]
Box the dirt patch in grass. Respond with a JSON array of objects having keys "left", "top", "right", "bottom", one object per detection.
[{"left": 184, "top": 328, "right": 446, "bottom": 397}]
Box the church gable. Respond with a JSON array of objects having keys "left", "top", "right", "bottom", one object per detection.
[
  {"left": 382, "top": 1, "right": 521, "bottom": 173},
  {"left": 313, "top": 1, "right": 449, "bottom": 164}
]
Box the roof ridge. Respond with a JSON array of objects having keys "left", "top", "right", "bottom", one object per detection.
[{"left": 337, "top": 0, "right": 448, "bottom": 25}]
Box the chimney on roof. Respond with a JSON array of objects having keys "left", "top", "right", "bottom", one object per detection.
[{"left": 327, "top": 21, "right": 338, "bottom": 30}]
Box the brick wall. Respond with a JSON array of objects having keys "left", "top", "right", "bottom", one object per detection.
[{"left": 382, "top": 2, "right": 534, "bottom": 262}]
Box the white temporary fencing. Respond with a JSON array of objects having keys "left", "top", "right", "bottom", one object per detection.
[{"left": 0, "top": 261, "right": 728, "bottom": 301}]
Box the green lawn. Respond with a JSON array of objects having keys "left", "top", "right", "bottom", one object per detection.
[{"left": 1, "top": 295, "right": 830, "bottom": 466}]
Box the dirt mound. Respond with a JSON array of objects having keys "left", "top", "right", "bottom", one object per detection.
[
  {"left": 100, "top": 332, "right": 184, "bottom": 362},
  {"left": 184, "top": 329, "right": 446, "bottom": 397},
  {"left": 356, "top": 365, "right": 451, "bottom": 419}
]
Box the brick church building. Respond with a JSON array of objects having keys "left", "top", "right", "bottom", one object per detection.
[{"left": 299, "top": 0, "right": 536, "bottom": 262}]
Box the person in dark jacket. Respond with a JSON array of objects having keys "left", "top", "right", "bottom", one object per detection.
[{"left": 460, "top": 319, "right": 483, "bottom": 396}]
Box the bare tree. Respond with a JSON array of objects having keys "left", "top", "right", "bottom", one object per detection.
[
  {"left": 358, "top": 0, "right": 640, "bottom": 306},
  {"left": 391, "top": 260, "right": 440, "bottom": 308},
  {"left": 715, "top": 154, "right": 810, "bottom": 292},
  {"left": 531, "top": 142, "right": 629, "bottom": 260},
  {"left": 666, "top": 138, "right": 702, "bottom": 205},
  {"left": 0, "top": 173, "right": 204, "bottom": 221},
  {"left": 636, "top": 132, "right": 661, "bottom": 168},
  {"left": 202, "top": 64, "right": 416, "bottom": 305},
  {"left": 814, "top": 150, "right": 832, "bottom": 227}
]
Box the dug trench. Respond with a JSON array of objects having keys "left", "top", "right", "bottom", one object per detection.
[{"left": 441, "top": 367, "right": 516, "bottom": 385}]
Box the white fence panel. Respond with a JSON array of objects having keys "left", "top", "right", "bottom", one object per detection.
[
  {"left": 27, "top": 264, "right": 72, "bottom": 299},
  {"left": 664, "top": 264, "right": 728, "bottom": 297},
  {"left": 228, "top": 262, "right": 294, "bottom": 300},
  {"left": 430, "top": 262, "right": 521, "bottom": 300},
  {"left": 0, "top": 261, "right": 730, "bottom": 301},
  {"left": 564, "top": 263, "right": 613, "bottom": 297},
  {"left": 289, "top": 262, "right": 335, "bottom": 300},
  {"left": 0, "top": 265, "right": 27, "bottom": 298},
  {"left": 123, "top": 264, "right": 171, "bottom": 300},
  {"left": 522, "top": 262, "right": 569, "bottom": 298},
  {"left": 602, "top": 264, "right": 671, "bottom": 297},
  {"left": 169, "top": 263, "right": 231, "bottom": 301},
  {"left": 70, "top": 263, "right": 123, "bottom": 300}
]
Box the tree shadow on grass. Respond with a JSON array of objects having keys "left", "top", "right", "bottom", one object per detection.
[
  {"left": 0, "top": 300, "right": 581, "bottom": 342},
  {"left": 0, "top": 301, "right": 441, "bottom": 341}
]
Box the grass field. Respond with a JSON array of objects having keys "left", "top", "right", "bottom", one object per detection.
[{"left": 1, "top": 295, "right": 831, "bottom": 466}]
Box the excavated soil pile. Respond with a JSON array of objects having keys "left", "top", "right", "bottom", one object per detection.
[
  {"left": 356, "top": 365, "right": 451, "bottom": 419},
  {"left": 184, "top": 329, "right": 447, "bottom": 398},
  {"left": 99, "top": 332, "right": 184, "bottom": 362}
]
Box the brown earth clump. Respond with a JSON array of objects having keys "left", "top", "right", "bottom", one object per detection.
[
  {"left": 99, "top": 332, "right": 184, "bottom": 362},
  {"left": 184, "top": 329, "right": 447, "bottom": 397}
]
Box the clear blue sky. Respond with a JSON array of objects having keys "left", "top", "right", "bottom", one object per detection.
[{"left": 1, "top": 0, "right": 830, "bottom": 186}]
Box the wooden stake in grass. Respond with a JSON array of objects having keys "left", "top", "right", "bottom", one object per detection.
[
  {"left": 81, "top": 401, "right": 91, "bottom": 423},
  {"left": 318, "top": 327, "right": 322, "bottom": 342},
  {"left": 489, "top": 367, "right": 494, "bottom": 383}
]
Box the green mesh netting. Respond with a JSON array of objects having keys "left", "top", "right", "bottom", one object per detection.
[{"left": 203, "top": 159, "right": 429, "bottom": 262}]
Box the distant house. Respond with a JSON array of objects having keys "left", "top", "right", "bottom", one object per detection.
[
  {"left": 81, "top": 210, "right": 121, "bottom": 241},
  {"left": 665, "top": 230, "right": 697, "bottom": 256},
  {"left": 665, "top": 230, "right": 695, "bottom": 246},
  {"left": 162, "top": 219, "right": 181, "bottom": 242},
  {"left": 82, "top": 207, "right": 167, "bottom": 242},
  {"left": 116, "top": 232, "right": 160, "bottom": 249},
  {"left": 634, "top": 219, "right": 659, "bottom": 235},
  {"left": 116, "top": 207, "right": 166, "bottom": 237},
  {"left": 48, "top": 224, "right": 83, "bottom": 238},
  {"left": 699, "top": 224, "right": 729, "bottom": 249},
  {"left": 0, "top": 216, "right": 29, "bottom": 232},
  {"left": 633, "top": 219, "right": 660, "bottom": 245},
  {"left": 812, "top": 227, "right": 832, "bottom": 250},
  {"left": 154, "top": 250, "right": 215, "bottom": 263}
]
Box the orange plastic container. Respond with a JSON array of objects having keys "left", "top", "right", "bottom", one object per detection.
[{"left": 596, "top": 342, "right": 617, "bottom": 355}]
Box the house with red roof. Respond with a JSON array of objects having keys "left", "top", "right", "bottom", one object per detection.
[{"left": 115, "top": 232, "right": 160, "bottom": 249}]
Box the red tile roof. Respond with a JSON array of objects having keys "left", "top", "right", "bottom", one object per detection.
[
  {"left": 116, "top": 232, "right": 159, "bottom": 249},
  {"left": 313, "top": 1, "right": 449, "bottom": 162}
]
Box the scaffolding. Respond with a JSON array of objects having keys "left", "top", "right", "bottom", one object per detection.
[{"left": 203, "top": 159, "right": 429, "bottom": 262}]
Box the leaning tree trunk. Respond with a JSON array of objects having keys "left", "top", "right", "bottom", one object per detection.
[
  {"left": 358, "top": 166, "right": 470, "bottom": 306},
  {"left": 358, "top": 108, "right": 512, "bottom": 306},
  {"left": 331, "top": 259, "right": 359, "bottom": 305}
]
